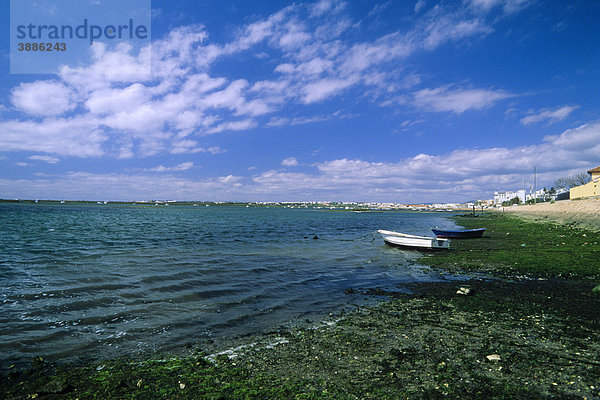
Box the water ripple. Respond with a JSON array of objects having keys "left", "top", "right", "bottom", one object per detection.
[{"left": 0, "top": 204, "right": 464, "bottom": 368}]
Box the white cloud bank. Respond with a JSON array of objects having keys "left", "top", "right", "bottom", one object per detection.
[
  {"left": 249, "top": 121, "right": 600, "bottom": 202},
  {"left": 3, "top": 121, "right": 599, "bottom": 202}
]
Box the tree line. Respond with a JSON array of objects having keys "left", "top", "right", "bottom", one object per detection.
[{"left": 553, "top": 172, "right": 591, "bottom": 190}]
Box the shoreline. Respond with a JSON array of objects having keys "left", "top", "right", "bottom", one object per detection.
[
  {"left": 499, "top": 197, "right": 600, "bottom": 232},
  {"left": 2, "top": 212, "right": 599, "bottom": 399},
  {"left": 235, "top": 278, "right": 600, "bottom": 399}
]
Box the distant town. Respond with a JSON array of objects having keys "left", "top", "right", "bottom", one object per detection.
[
  {"left": 0, "top": 198, "right": 572, "bottom": 212},
  {"left": 0, "top": 198, "right": 479, "bottom": 211},
  {"left": 494, "top": 165, "right": 599, "bottom": 206}
]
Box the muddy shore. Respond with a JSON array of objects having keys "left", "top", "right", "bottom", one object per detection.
[{"left": 234, "top": 279, "right": 600, "bottom": 399}]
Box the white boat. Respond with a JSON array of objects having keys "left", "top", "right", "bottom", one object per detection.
[{"left": 378, "top": 229, "right": 450, "bottom": 250}]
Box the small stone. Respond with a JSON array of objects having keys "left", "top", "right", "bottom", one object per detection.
[
  {"left": 486, "top": 354, "right": 501, "bottom": 362},
  {"left": 39, "top": 378, "right": 68, "bottom": 394},
  {"left": 179, "top": 382, "right": 186, "bottom": 390},
  {"left": 456, "top": 286, "right": 473, "bottom": 296}
]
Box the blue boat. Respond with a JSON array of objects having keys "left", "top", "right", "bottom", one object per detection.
[{"left": 431, "top": 227, "right": 486, "bottom": 239}]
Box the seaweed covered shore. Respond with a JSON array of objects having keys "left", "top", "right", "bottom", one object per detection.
[{"left": 2, "top": 213, "right": 600, "bottom": 399}]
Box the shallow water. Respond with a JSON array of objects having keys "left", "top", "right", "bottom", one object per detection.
[{"left": 0, "top": 203, "right": 463, "bottom": 367}]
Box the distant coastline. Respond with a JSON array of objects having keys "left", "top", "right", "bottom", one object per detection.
[{"left": 0, "top": 198, "right": 477, "bottom": 212}]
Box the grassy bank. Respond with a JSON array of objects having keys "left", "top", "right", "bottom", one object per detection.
[
  {"left": 420, "top": 213, "right": 600, "bottom": 279},
  {"left": 2, "top": 213, "right": 599, "bottom": 399}
]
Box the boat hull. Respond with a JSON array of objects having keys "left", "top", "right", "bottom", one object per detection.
[
  {"left": 378, "top": 230, "right": 450, "bottom": 251},
  {"left": 431, "top": 228, "right": 486, "bottom": 239}
]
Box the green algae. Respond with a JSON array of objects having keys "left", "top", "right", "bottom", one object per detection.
[
  {"left": 233, "top": 279, "right": 600, "bottom": 399},
  {"left": 1, "top": 355, "right": 303, "bottom": 399},
  {"left": 420, "top": 213, "right": 600, "bottom": 279}
]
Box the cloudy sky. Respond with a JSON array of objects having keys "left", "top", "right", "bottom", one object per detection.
[{"left": 1, "top": 0, "right": 599, "bottom": 202}]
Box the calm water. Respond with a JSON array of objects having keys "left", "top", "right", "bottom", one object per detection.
[{"left": 0, "top": 203, "right": 463, "bottom": 368}]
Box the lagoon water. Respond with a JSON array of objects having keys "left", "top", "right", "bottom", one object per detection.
[{"left": 0, "top": 203, "right": 463, "bottom": 368}]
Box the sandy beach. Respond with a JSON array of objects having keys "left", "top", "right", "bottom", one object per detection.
[{"left": 500, "top": 197, "right": 600, "bottom": 232}]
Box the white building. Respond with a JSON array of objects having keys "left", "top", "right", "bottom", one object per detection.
[{"left": 494, "top": 189, "right": 526, "bottom": 205}]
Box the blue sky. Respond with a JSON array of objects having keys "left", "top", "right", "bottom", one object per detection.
[{"left": 1, "top": 0, "right": 599, "bottom": 202}]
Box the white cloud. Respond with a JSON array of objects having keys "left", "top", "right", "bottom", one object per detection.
[
  {"left": 205, "top": 146, "right": 226, "bottom": 154},
  {"left": 416, "top": 7, "right": 493, "bottom": 50},
  {"left": 520, "top": 105, "right": 579, "bottom": 126},
  {"left": 310, "top": 0, "right": 346, "bottom": 18},
  {"left": 145, "top": 162, "right": 194, "bottom": 172},
  {"left": 267, "top": 114, "right": 333, "bottom": 127},
  {"left": 413, "top": 85, "right": 511, "bottom": 114},
  {"left": 415, "top": 0, "right": 426, "bottom": 13},
  {"left": 279, "top": 26, "right": 312, "bottom": 50},
  {"left": 11, "top": 81, "right": 76, "bottom": 117},
  {"left": 218, "top": 174, "right": 242, "bottom": 184},
  {"left": 369, "top": 2, "right": 391, "bottom": 17},
  {"left": 60, "top": 42, "right": 153, "bottom": 91},
  {"left": 206, "top": 119, "right": 258, "bottom": 134},
  {"left": 29, "top": 155, "right": 60, "bottom": 164},
  {"left": 302, "top": 78, "right": 355, "bottom": 103},
  {"left": 170, "top": 142, "right": 225, "bottom": 155},
  {"left": 398, "top": 119, "right": 425, "bottom": 131},
  {"left": 282, "top": 157, "right": 299, "bottom": 166},
  {"left": 200, "top": 80, "right": 248, "bottom": 112},
  {"left": 502, "top": 0, "right": 534, "bottom": 14},
  {"left": 543, "top": 122, "right": 600, "bottom": 156},
  {"left": 467, "top": 0, "right": 534, "bottom": 14},
  {"left": 467, "top": 0, "right": 503, "bottom": 12},
  {"left": 85, "top": 83, "right": 152, "bottom": 115},
  {"left": 0, "top": 116, "right": 105, "bottom": 157}
]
